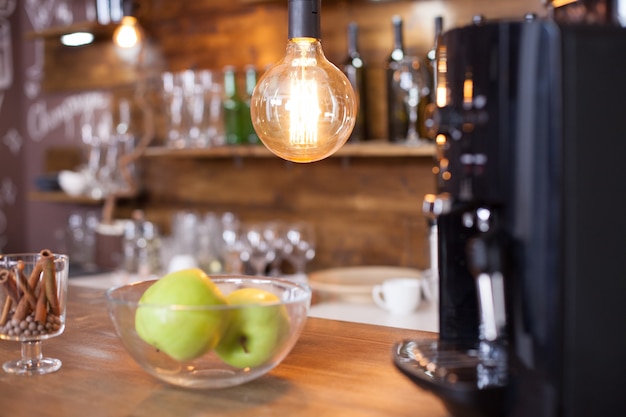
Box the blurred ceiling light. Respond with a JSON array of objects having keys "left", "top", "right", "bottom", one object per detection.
[
  {"left": 113, "top": 15, "right": 145, "bottom": 61},
  {"left": 60, "top": 31, "right": 95, "bottom": 47},
  {"left": 113, "top": 16, "right": 143, "bottom": 49}
]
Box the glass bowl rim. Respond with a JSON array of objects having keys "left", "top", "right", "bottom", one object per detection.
[
  {"left": 0, "top": 252, "right": 68, "bottom": 261},
  {"left": 105, "top": 275, "right": 312, "bottom": 310}
]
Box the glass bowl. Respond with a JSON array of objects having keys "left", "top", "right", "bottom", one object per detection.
[{"left": 106, "top": 275, "right": 311, "bottom": 389}]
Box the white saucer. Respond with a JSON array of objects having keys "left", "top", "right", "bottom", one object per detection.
[{"left": 308, "top": 266, "right": 422, "bottom": 303}]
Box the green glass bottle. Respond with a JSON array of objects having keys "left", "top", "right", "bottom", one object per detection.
[
  {"left": 223, "top": 66, "right": 244, "bottom": 145},
  {"left": 242, "top": 65, "right": 261, "bottom": 145}
]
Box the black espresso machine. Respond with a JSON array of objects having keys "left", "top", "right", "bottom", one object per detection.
[{"left": 392, "top": 15, "right": 626, "bottom": 417}]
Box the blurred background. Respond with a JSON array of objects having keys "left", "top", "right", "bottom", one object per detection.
[{"left": 0, "top": 0, "right": 550, "bottom": 277}]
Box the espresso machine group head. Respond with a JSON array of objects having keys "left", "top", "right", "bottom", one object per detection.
[{"left": 393, "top": 14, "right": 626, "bottom": 417}]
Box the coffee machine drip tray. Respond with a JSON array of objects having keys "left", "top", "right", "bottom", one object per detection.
[{"left": 393, "top": 339, "right": 508, "bottom": 417}]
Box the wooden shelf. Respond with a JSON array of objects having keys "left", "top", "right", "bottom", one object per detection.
[
  {"left": 142, "top": 141, "right": 436, "bottom": 159},
  {"left": 28, "top": 191, "right": 103, "bottom": 205},
  {"left": 28, "top": 190, "right": 139, "bottom": 205},
  {"left": 25, "top": 21, "right": 119, "bottom": 41}
]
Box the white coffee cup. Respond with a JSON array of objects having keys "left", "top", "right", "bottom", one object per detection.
[{"left": 372, "top": 277, "right": 422, "bottom": 315}]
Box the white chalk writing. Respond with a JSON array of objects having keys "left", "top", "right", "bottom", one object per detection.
[
  {"left": 0, "top": 177, "right": 16, "bottom": 206},
  {"left": 2, "top": 127, "right": 22, "bottom": 154},
  {"left": 27, "top": 93, "right": 110, "bottom": 142}
]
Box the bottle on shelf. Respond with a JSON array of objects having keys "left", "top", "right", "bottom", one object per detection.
[
  {"left": 223, "top": 66, "right": 245, "bottom": 145},
  {"left": 342, "top": 22, "right": 368, "bottom": 142},
  {"left": 385, "top": 15, "right": 429, "bottom": 144},
  {"left": 416, "top": 16, "right": 443, "bottom": 140},
  {"left": 385, "top": 15, "right": 409, "bottom": 143},
  {"left": 242, "top": 65, "right": 261, "bottom": 145},
  {"left": 426, "top": 16, "right": 444, "bottom": 96}
]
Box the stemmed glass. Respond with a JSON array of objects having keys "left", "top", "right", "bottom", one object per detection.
[
  {"left": 0, "top": 252, "right": 69, "bottom": 375},
  {"left": 283, "top": 222, "right": 316, "bottom": 276},
  {"left": 241, "top": 223, "right": 277, "bottom": 276},
  {"left": 220, "top": 212, "right": 246, "bottom": 274},
  {"left": 263, "top": 221, "right": 287, "bottom": 277},
  {"left": 399, "top": 57, "right": 429, "bottom": 146}
]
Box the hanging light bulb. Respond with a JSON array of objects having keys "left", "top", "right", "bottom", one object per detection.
[
  {"left": 250, "top": 0, "right": 357, "bottom": 163},
  {"left": 113, "top": 15, "right": 144, "bottom": 61}
]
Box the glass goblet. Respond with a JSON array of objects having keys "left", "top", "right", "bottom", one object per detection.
[
  {"left": 283, "top": 222, "right": 316, "bottom": 276},
  {"left": 263, "top": 221, "right": 287, "bottom": 277},
  {"left": 0, "top": 252, "right": 69, "bottom": 375},
  {"left": 241, "top": 223, "right": 276, "bottom": 276}
]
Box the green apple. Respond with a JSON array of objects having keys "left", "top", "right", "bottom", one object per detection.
[
  {"left": 135, "top": 268, "right": 228, "bottom": 362},
  {"left": 215, "top": 288, "right": 290, "bottom": 368}
]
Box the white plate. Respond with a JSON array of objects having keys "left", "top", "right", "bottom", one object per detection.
[{"left": 308, "top": 266, "right": 422, "bottom": 303}]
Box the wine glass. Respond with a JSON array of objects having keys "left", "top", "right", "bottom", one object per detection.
[
  {"left": 0, "top": 252, "right": 69, "bottom": 375},
  {"left": 283, "top": 222, "right": 316, "bottom": 277},
  {"left": 219, "top": 212, "right": 246, "bottom": 274},
  {"left": 241, "top": 223, "right": 277, "bottom": 276},
  {"left": 263, "top": 221, "right": 287, "bottom": 277},
  {"left": 399, "top": 56, "right": 429, "bottom": 146}
]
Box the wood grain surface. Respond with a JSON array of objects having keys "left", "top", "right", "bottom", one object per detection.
[
  {"left": 132, "top": 152, "right": 437, "bottom": 271},
  {"left": 0, "top": 285, "right": 447, "bottom": 417}
]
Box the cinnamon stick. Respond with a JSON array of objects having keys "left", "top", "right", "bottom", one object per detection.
[
  {"left": 38, "top": 250, "right": 54, "bottom": 280},
  {"left": 41, "top": 254, "right": 60, "bottom": 316},
  {"left": 27, "top": 257, "right": 44, "bottom": 290},
  {"left": 14, "top": 261, "right": 37, "bottom": 310},
  {"left": 0, "top": 269, "right": 19, "bottom": 305},
  {"left": 34, "top": 277, "right": 47, "bottom": 324},
  {"left": 13, "top": 293, "right": 31, "bottom": 321},
  {"left": 0, "top": 297, "right": 12, "bottom": 326}
]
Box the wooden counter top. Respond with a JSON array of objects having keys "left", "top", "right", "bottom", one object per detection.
[{"left": 0, "top": 286, "right": 447, "bottom": 417}]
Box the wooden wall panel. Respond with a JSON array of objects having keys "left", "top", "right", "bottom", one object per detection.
[{"left": 135, "top": 155, "right": 436, "bottom": 271}]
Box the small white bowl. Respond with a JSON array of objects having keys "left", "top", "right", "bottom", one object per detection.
[{"left": 58, "top": 170, "right": 88, "bottom": 196}]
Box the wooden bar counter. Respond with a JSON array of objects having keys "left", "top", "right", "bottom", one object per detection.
[{"left": 0, "top": 285, "right": 448, "bottom": 417}]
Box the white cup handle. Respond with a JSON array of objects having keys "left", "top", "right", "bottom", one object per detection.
[
  {"left": 372, "top": 284, "right": 388, "bottom": 311},
  {"left": 421, "top": 277, "right": 434, "bottom": 302}
]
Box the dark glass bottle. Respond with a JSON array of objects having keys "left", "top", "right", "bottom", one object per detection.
[
  {"left": 242, "top": 65, "right": 261, "bottom": 145},
  {"left": 342, "top": 22, "right": 367, "bottom": 142},
  {"left": 223, "top": 66, "right": 244, "bottom": 145},
  {"left": 416, "top": 16, "right": 444, "bottom": 140},
  {"left": 427, "top": 16, "right": 444, "bottom": 89},
  {"left": 386, "top": 16, "right": 409, "bottom": 143}
]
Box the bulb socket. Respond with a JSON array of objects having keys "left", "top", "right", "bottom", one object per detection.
[{"left": 288, "top": 0, "right": 320, "bottom": 39}]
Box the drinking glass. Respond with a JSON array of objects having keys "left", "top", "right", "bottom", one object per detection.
[
  {"left": 399, "top": 57, "right": 429, "bottom": 145},
  {"left": 283, "top": 222, "right": 316, "bottom": 275},
  {"left": 241, "top": 223, "right": 276, "bottom": 276},
  {"left": 161, "top": 71, "right": 186, "bottom": 148},
  {"left": 220, "top": 212, "right": 245, "bottom": 274},
  {"left": 0, "top": 252, "right": 69, "bottom": 375},
  {"left": 181, "top": 69, "right": 205, "bottom": 147},
  {"left": 203, "top": 79, "right": 225, "bottom": 146},
  {"left": 263, "top": 221, "right": 287, "bottom": 277}
]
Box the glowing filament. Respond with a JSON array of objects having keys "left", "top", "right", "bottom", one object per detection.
[{"left": 288, "top": 77, "right": 321, "bottom": 147}]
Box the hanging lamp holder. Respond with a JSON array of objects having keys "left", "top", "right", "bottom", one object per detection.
[{"left": 288, "top": 0, "right": 321, "bottom": 39}]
